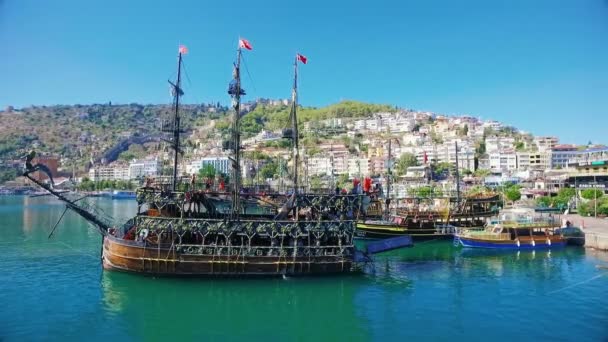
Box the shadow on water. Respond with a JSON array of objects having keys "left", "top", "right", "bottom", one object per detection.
[{"left": 363, "top": 238, "right": 587, "bottom": 274}]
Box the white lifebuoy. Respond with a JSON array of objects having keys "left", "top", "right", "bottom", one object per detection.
[
  {"left": 139, "top": 228, "right": 149, "bottom": 239},
  {"left": 531, "top": 239, "right": 536, "bottom": 247},
  {"left": 547, "top": 238, "right": 551, "bottom": 246},
  {"left": 516, "top": 239, "right": 520, "bottom": 248}
]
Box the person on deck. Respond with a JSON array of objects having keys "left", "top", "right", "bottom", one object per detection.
[{"left": 352, "top": 178, "right": 361, "bottom": 194}]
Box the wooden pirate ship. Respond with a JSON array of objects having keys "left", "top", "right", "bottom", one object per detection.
[
  {"left": 357, "top": 192, "right": 501, "bottom": 240},
  {"left": 24, "top": 42, "right": 412, "bottom": 276},
  {"left": 357, "top": 141, "right": 501, "bottom": 240}
]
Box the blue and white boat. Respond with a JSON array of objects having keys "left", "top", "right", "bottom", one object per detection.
[{"left": 455, "top": 216, "right": 566, "bottom": 249}]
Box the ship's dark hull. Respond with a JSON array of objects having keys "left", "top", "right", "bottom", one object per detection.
[
  {"left": 355, "top": 222, "right": 456, "bottom": 241},
  {"left": 356, "top": 214, "right": 487, "bottom": 241},
  {"left": 102, "top": 235, "right": 354, "bottom": 277}
]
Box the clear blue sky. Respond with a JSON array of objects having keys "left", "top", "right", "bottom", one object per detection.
[{"left": 1, "top": 0, "right": 607, "bottom": 144}]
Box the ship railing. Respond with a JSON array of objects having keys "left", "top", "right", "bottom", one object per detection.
[
  {"left": 131, "top": 216, "right": 357, "bottom": 237},
  {"left": 394, "top": 192, "right": 500, "bottom": 200},
  {"left": 460, "top": 231, "right": 511, "bottom": 240},
  {"left": 134, "top": 215, "right": 358, "bottom": 224},
  {"left": 501, "top": 223, "right": 560, "bottom": 229},
  {"left": 168, "top": 243, "right": 355, "bottom": 258},
  {"left": 173, "top": 244, "right": 353, "bottom": 250},
  {"left": 135, "top": 189, "right": 366, "bottom": 216},
  {"left": 395, "top": 209, "right": 496, "bottom": 218}
]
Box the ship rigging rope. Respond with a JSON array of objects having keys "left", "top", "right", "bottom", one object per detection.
[
  {"left": 180, "top": 59, "right": 193, "bottom": 88},
  {"left": 240, "top": 54, "right": 258, "bottom": 96},
  {"left": 166, "top": 239, "right": 176, "bottom": 260}
]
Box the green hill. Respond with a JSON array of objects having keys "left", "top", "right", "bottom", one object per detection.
[
  {"left": 0, "top": 103, "right": 227, "bottom": 164},
  {"left": 231, "top": 100, "right": 398, "bottom": 137}
]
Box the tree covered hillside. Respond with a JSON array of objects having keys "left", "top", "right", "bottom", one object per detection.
[
  {"left": 217, "top": 100, "right": 397, "bottom": 137},
  {"left": 0, "top": 103, "right": 227, "bottom": 164}
]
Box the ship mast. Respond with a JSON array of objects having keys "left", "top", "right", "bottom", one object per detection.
[
  {"left": 386, "top": 138, "right": 392, "bottom": 218},
  {"left": 454, "top": 141, "right": 461, "bottom": 202},
  {"left": 230, "top": 47, "right": 243, "bottom": 218},
  {"left": 290, "top": 55, "right": 300, "bottom": 199},
  {"left": 169, "top": 47, "right": 185, "bottom": 192}
]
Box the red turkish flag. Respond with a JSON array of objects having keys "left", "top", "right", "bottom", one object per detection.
[
  {"left": 239, "top": 38, "right": 253, "bottom": 50},
  {"left": 363, "top": 177, "right": 371, "bottom": 192},
  {"left": 178, "top": 45, "right": 188, "bottom": 54},
  {"left": 296, "top": 53, "right": 307, "bottom": 64}
]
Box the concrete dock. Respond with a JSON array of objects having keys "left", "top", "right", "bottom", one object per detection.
[{"left": 563, "top": 214, "right": 608, "bottom": 251}]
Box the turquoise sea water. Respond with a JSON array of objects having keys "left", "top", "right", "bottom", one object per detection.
[{"left": 1, "top": 195, "right": 607, "bottom": 341}]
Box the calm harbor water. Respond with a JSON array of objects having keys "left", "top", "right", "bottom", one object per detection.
[{"left": 1, "top": 195, "right": 607, "bottom": 341}]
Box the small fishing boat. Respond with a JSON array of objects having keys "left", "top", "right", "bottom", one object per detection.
[
  {"left": 455, "top": 217, "right": 566, "bottom": 249},
  {"left": 554, "top": 225, "right": 585, "bottom": 246}
]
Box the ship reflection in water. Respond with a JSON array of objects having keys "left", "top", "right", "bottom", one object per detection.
[
  {"left": 365, "top": 240, "right": 587, "bottom": 280},
  {"left": 100, "top": 272, "right": 372, "bottom": 341},
  {"left": 99, "top": 240, "right": 607, "bottom": 341}
]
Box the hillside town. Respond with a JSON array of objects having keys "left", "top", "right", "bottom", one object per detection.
[{"left": 2, "top": 99, "right": 607, "bottom": 211}]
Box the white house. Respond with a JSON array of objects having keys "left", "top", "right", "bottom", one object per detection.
[
  {"left": 188, "top": 157, "right": 231, "bottom": 175},
  {"left": 347, "top": 158, "right": 370, "bottom": 178},
  {"left": 489, "top": 151, "right": 517, "bottom": 171},
  {"left": 307, "top": 156, "right": 333, "bottom": 176},
  {"left": 128, "top": 158, "right": 161, "bottom": 179}
]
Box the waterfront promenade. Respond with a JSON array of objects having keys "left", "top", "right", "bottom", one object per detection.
[{"left": 563, "top": 214, "right": 608, "bottom": 251}]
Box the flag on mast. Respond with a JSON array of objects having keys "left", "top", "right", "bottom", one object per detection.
[
  {"left": 239, "top": 38, "right": 253, "bottom": 50},
  {"left": 296, "top": 53, "right": 307, "bottom": 64},
  {"left": 178, "top": 45, "right": 188, "bottom": 54}
]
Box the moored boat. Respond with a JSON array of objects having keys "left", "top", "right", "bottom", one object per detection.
[
  {"left": 357, "top": 193, "right": 500, "bottom": 241},
  {"left": 111, "top": 190, "right": 136, "bottom": 199},
  {"left": 356, "top": 215, "right": 456, "bottom": 240},
  {"left": 455, "top": 217, "right": 566, "bottom": 249},
  {"left": 554, "top": 225, "right": 585, "bottom": 246},
  {"left": 357, "top": 138, "right": 501, "bottom": 241}
]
